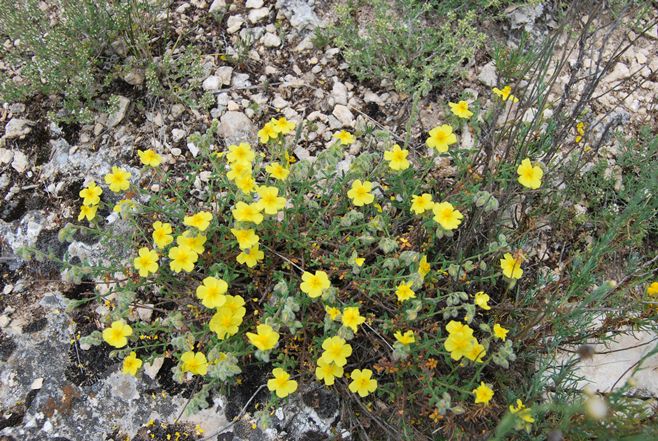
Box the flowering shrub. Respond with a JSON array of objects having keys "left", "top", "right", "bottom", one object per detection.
[{"left": 51, "top": 65, "right": 657, "bottom": 437}]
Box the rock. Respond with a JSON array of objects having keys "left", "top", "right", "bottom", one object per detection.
[
  {"left": 109, "top": 372, "right": 139, "bottom": 402},
  {"left": 123, "top": 68, "right": 144, "bottom": 86},
  {"left": 143, "top": 356, "right": 165, "bottom": 380},
  {"left": 248, "top": 7, "right": 269, "bottom": 23},
  {"left": 0, "top": 147, "right": 13, "bottom": 164},
  {"left": 272, "top": 96, "right": 289, "bottom": 109},
  {"left": 232, "top": 73, "right": 251, "bottom": 88},
  {"left": 226, "top": 14, "right": 244, "bottom": 33},
  {"left": 331, "top": 81, "right": 348, "bottom": 105},
  {"left": 246, "top": 0, "right": 264, "bottom": 7},
  {"left": 262, "top": 32, "right": 281, "bottom": 47},
  {"left": 332, "top": 105, "right": 354, "bottom": 127},
  {"left": 508, "top": 4, "right": 544, "bottom": 31},
  {"left": 478, "top": 61, "right": 498, "bottom": 87},
  {"left": 171, "top": 104, "right": 185, "bottom": 119},
  {"left": 106, "top": 96, "right": 130, "bottom": 128},
  {"left": 209, "top": 0, "right": 226, "bottom": 12},
  {"left": 30, "top": 378, "right": 43, "bottom": 390},
  {"left": 172, "top": 128, "right": 186, "bottom": 143},
  {"left": 202, "top": 75, "right": 221, "bottom": 91},
  {"left": 295, "top": 35, "right": 314, "bottom": 52},
  {"left": 2, "top": 118, "right": 33, "bottom": 140},
  {"left": 218, "top": 111, "right": 256, "bottom": 145},
  {"left": 11, "top": 150, "right": 29, "bottom": 173},
  {"left": 276, "top": 0, "right": 321, "bottom": 30},
  {"left": 216, "top": 66, "right": 233, "bottom": 85},
  {"left": 187, "top": 141, "right": 200, "bottom": 157},
  {"left": 604, "top": 62, "right": 630, "bottom": 84}
]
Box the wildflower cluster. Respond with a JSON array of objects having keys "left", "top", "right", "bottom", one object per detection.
[{"left": 68, "top": 89, "right": 546, "bottom": 435}]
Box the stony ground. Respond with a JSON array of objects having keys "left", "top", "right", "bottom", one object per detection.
[{"left": 0, "top": 1, "right": 656, "bottom": 440}]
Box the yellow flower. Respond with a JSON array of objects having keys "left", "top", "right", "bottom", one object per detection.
[
  {"left": 104, "top": 166, "right": 131, "bottom": 192},
  {"left": 500, "top": 252, "right": 523, "bottom": 279},
  {"left": 113, "top": 198, "right": 136, "bottom": 216},
  {"left": 492, "top": 86, "right": 519, "bottom": 103},
  {"left": 265, "top": 162, "right": 290, "bottom": 181},
  {"left": 226, "top": 143, "right": 255, "bottom": 164},
  {"left": 133, "top": 247, "right": 159, "bottom": 277},
  {"left": 102, "top": 321, "right": 133, "bottom": 348},
  {"left": 342, "top": 306, "right": 365, "bottom": 333},
  {"left": 137, "top": 149, "right": 162, "bottom": 167},
  {"left": 209, "top": 297, "right": 246, "bottom": 339},
  {"left": 267, "top": 368, "right": 298, "bottom": 398},
  {"left": 300, "top": 270, "right": 331, "bottom": 298},
  {"left": 258, "top": 122, "right": 279, "bottom": 144},
  {"left": 247, "top": 324, "right": 280, "bottom": 351},
  {"left": 347, "top": 180, "right": 375, "bottom": 206},
  {"left": 472, "top": 382, "right": 494, "bottom": 405},
  {"left": 418, "top": 255, "right": 430, "bottom": 278},
  {"left": 394, "top": 330, "right": 415, "bottom": 345},
  {"left": 79, "top": 181, "right": 102, "bottom": 206},
  {"left": 271, "top": 117, "right": 296, "bottom": 135},
  {"left": 395, "top": 281, "right": 416, "bottom": 302},
  {"left": 348, "top": 369, "right": 377, "bottom": 397},
  {"left": 235, "top": 174, "right": 257, "bottom": 194},
  {"left": 575, "top": 122, "right": 586, "bottom": 143},
  {"left": 78, "top": 204, "right": 98, "bottom": 222},
  {"left": 319, "top": 336, "right": 352, "bottom": 367},
  {"left": 176, "top": 231, "right": 207, "bottom": 254},
  {"left": 168, "top": 246, "right": 198, "bottom": 273},
  {"left": 510, "top": 399, "right": 535, "bottom": 431},
  {"left": 410, "top": 194, "right": 434, "bottom": 215},
  {"left": 449, "top": 100, "right": 473, "bottom": 119},
  {"left": 180, "top": 351, "right": 208, "bottom": 376},
  {"left": 474, "top": 291, "right": 491, "bottom": 310},
  {"left": 517, "top": 158, "right": 543, "bottom": 189},
  {"left": 493, "top": 323, "right": 509, "bottom": 341},
  {"left": 647, "top": 282, "right": 658, "bottom": 296},
  {"left": 196, "top": 276, "right": 228, "bottom": 309},
  {"left": 315, "top": 358, "right": 344, "bottom": 386},
  {"left": 256, "top": 186, "right": 286, "bottom": 215},
  {"left": 232, "top": 201, "right": 264, "bottom": 225},
  {"left": 183, "top": 211, "right": 213, "bottom": 232},
  {"left": 122, "top": 352, "right": 142, "bottom": 376},
  {"left": 152, "top": 221, "right": 174, "bottom": 248},
  {"left": 231, "top": 228, "right": 259, "bottom": 250},
  {"left": 333, "top": 130, "right": 355, "bottom": 145},
  {"left": 236, "top": 245, "right": 264, "bottom": 268},
  {"left": 426, "top": 124, "right": 457, "bottom": 152},
  {"left": 354, "top": 257, "right": 365, "bottom": 267},
  {"left": 325, "top": 305, "right": 341, "bottom": 321},
  {"left": 383, "top": 144, "right": 410, "bottom": 170},
  {"left": 464, "top": 341, "right": 486, "bottom": 363},
  {"left": 432, "top": 202, "right": 463, "bottom": 230},
  {"left": 226, "top": 160, "right": 252, "bottom": 181},
  {"left": 444, "top": 321, "right": 475, "bottom": 361}
]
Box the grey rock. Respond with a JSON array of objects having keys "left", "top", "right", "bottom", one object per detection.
[
  {"left": 202, "top": 75, "right": 221, "bottom": 91},
  {"left": 262, "top": 32, "right": 281, "bottom": 47},
  {"left": 331, "top": 80, "right": 348, "bottom": 105},
  {"left": 226, "top": 14, "right": 245, "bottom": 33},
  {"left": 106, "top": 96, "right": 131, "bottom": 128},
  {"left": 172, "top": 128, "right": 187, "bottom": 143},
  {"left": 11, "top": 150, "right": 29, "bottom": 173},
  {"left": 246, "top": 0, "right": 264, "bottom": 7},
  {"left": 332, "top": 105, "right": 354, "bottom": 127},
  {"left": 216, "top": 66, "right": 234, "bottom": 85},
  {"left": 0, "top": 210, "right": 45, "bottom": 254},
  {"left": 232, "top": 73, "right": 251, "bottom": 88},
  {"left": 209, "top": 0, "right": 226, "bottom": 12},
  {"left": 276, "top": 0, "right": 321, "bottom": 30},
  {"left": 123, "top": 68, "right": 145, "bottom": 86},
  {"left": 248, "top": 7, "right": 269, "bottom": 23},
  {"left": 218, "top": 111, "right": 256, "bottom": 145},
  {"left": 478, "top": 61, "right": 498, "bottom": 87},
  {"left": 508, "top": 4, "right": 544, "bottom": 31},
  {"left": 2, "top": 118, "right": 34, "bottom": 140},
  {"left": 0, "top": 147, "right": 13, "bottom": 164}
]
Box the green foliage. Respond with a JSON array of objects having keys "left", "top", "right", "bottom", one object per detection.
[{"left": 317, "top": 0, "right": 486, "bottom": 95}]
